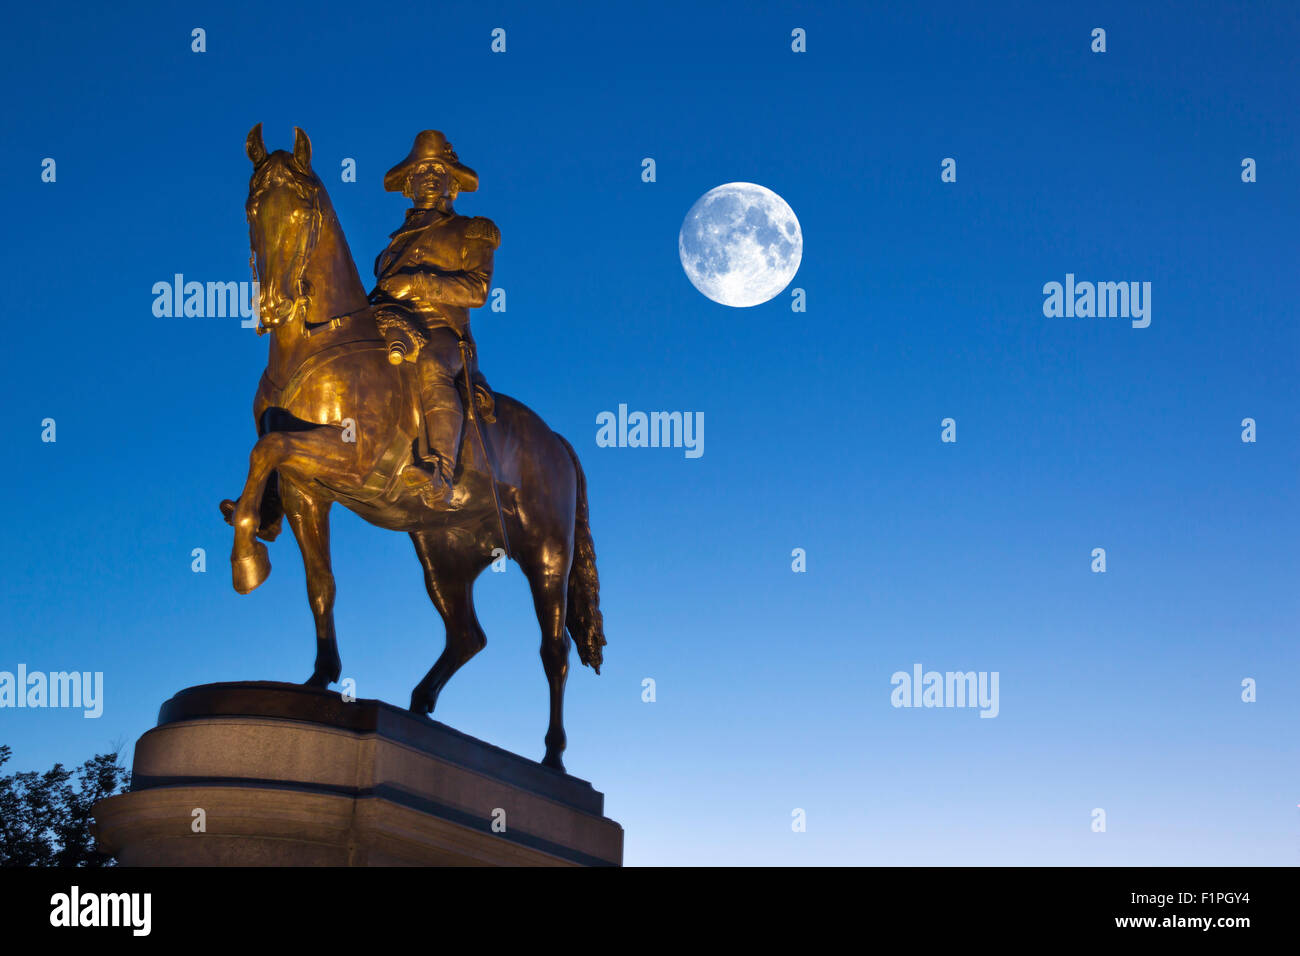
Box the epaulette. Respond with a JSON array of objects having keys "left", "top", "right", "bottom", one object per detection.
[{"left": 464, "top": 216, "right": 501, "bottom": 248}]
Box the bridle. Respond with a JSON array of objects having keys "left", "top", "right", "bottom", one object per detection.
[{"left": 248, "top": 173, "right": 323, "bottom": 335}]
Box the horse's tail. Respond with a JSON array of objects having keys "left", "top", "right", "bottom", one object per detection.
[{"left": 554, "top": 432, "right": 606, "bottom": 673}]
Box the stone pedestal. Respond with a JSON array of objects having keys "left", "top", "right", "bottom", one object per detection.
[{"left": 92, "top": 682, "right": 623, "bottom": 866}]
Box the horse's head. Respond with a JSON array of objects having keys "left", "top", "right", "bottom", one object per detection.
[{"left": 245, "top": 123, "right": 323, "bottom": 332}]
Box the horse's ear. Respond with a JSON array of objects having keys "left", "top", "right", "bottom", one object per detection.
[
  {"left": 293, "top": 127, "right": 312, "bottom": 172},
  {"left": 246, "top": 123, "right": 267, "bottom": 167}
]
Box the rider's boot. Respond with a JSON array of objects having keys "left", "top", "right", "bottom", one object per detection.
[{"left": 414, "top": 393, "right": 464, "bottom": 508}]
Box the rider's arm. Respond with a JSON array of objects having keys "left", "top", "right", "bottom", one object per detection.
[
  {"left": 412, "top": 238, "right": 494, "bottom": 307},
  {"left": 413, "top": 217, "right": 500, "bottom": 308}
]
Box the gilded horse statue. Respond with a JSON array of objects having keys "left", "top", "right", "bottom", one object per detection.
[{"left": 221, "top": 125, "right": 605, "bottom": 772}]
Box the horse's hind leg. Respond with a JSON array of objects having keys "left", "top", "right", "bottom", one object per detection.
[
  {"left": 408, "top": 532, "right": 488, "bottom": 714},
  {"left": 280, "top": 482, "right": 340, "bottom": 688},
  {"left": 523, "top": 544, "right": 572, "bottom": 772}
]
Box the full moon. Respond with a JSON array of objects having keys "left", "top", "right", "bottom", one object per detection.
[{"left": 678, "top": 182, "right": 802, "bottom": 308}]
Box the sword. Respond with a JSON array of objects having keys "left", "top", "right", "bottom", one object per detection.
[{"left": 458, "top": 337, "right": 512, "bottom": 560}]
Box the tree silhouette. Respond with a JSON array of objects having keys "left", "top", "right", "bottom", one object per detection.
[{"left": 0, "top": 744, "right": 131, "bottom": 866}]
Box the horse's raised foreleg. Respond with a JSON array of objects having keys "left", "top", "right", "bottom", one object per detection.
[
  {"left": 280, "top": 482, "right": 340, "bottom": 688},
  {"left": 219, "top": 470, "right": 283, "bottom": 542},
  {"left": 408, "top": 532, "right": 489, "bottom": 715},
  {"left": 523, "top": 546, "right": 572, "bottom": 772},
  {"left": 230, "top": 426, "right": 357, "bottom": 594}
]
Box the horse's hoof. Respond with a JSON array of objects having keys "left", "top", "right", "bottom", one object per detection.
[
  {"left": 408, "top": 691, "right": 435, "bottom": 715},
  {"left": 231, "top": 542, "right": 271, "bottom": 594},
  {"left": 541, "top": 752, "right": 566, "bottom": 774},
  {"left": 219, "top": 499, "right": 237, "bottom": 525},
  {"left": 305, "top": 650, "right": 341, "bottom": 689}
]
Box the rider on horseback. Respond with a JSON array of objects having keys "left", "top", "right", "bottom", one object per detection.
[{"left": 370, "top": 130, "right": 498, "bottom": 505}]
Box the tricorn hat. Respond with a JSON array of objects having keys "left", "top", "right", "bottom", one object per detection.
[{"left": 383, "top": 130, "right": 479, "bottom": 193}]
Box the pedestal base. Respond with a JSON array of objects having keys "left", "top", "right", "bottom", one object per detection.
[{"left": 93, "top": 682, "right": 623, "bottom": 866}]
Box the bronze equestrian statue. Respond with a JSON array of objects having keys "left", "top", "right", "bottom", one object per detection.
[{"left": 220, "top": 125, "right": 605, "bottom": 772}]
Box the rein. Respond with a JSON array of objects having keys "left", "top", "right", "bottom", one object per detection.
[{"left": 251, "top": 178, "right": 365, "bottom": 402}]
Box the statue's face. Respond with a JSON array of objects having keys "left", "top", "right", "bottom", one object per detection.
[{"left": 404, "top": 163, "right": 452, "bottom": 206}]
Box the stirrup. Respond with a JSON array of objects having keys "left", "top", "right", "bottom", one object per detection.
[{"left": 405, "top": 457, "right": 454, "bottom": 506}]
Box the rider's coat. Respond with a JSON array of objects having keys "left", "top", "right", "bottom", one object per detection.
[{"left": 371, "top": 206, "right": 500, "bottom": 335}]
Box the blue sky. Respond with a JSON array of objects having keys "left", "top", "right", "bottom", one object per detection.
[{"left": 1, "top": 0, "right": 1297, "bottom": 865}]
